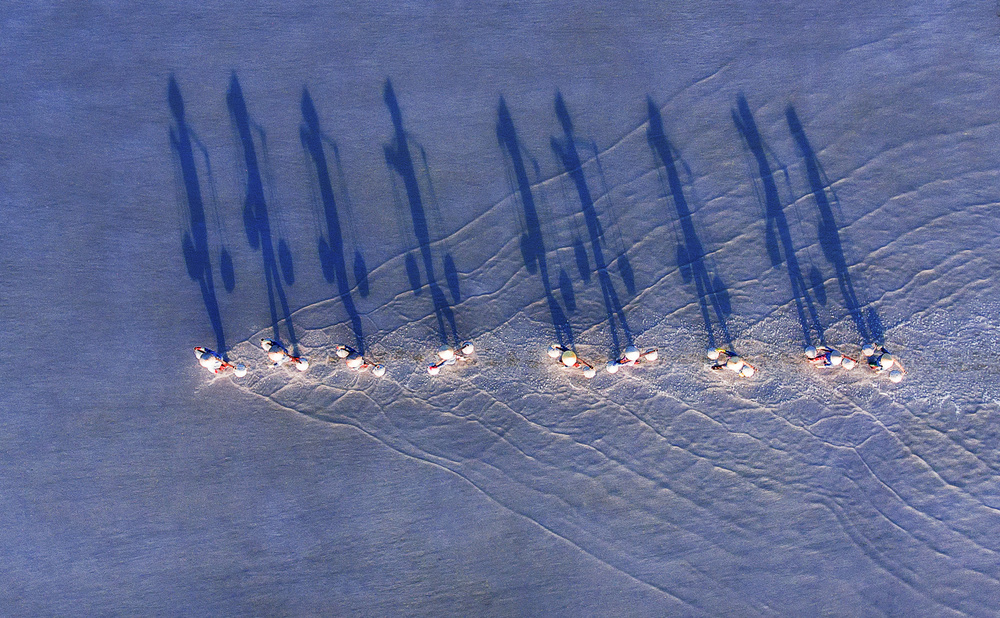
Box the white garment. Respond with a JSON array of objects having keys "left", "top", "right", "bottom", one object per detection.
[
  {"left": 199, "top": 352, "right": 223, "bottom": 372},
  {"left": 268, "top": 346, "right": 290, "bottom": 365}
]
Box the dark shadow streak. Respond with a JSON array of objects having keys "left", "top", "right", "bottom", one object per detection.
[
  {"left": 443, "top": 254, "right": 461, "bottom": 304},
  {"left": 382, "top": 80, "right": 458, "bottom": 345},
  {"left": 589, "top": 142, "right": 636, "bottom": 297},
  {"left": 550, "top": 93, "right": 632, "bottom": 354},
  {"left": 354, "top": 253, "right": 369, "bottom": 298},
  {"left": 573, "top": 238, "right": 591, "bottom": 284},
  {"left": 732, "top": 95, "right": 824, "bottom": 347},
  {"left": 254, "top": 120, "right": 295, "bottom": 288},
  {"left": 786, "top": 106, "right": 881, "bottom": 343},
  {"left": 226, "top": 74, "right": 299, "bottom": 353},
  {"left": 327, "top": 142, "right": 370, "bottom": 298},
  {"left": 646, "top": 97, "right": 733, "bottom": 350},
  {"left": 416, "top": 145, "right": 462, "bottom": 305},
  {"left": 558, "top": 268, "right": 576, "bottom": 313},
  {"left": 497, "top": 97, "right": 574, "bottom": 348},
  {"left": 168, "top": 76, "right": 227, "bottom": 356},
  {"left": 182, "top": 123, "right": 236, "bottom": 294},
  {"left": 219, "top": 248, "right": 235, "bottom": 293},
  {"left": 300, "top": 88, "right": 365, "bottom": 353}
]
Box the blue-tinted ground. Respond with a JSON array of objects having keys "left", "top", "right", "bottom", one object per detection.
[{"left": 3, "top": 2, "right": 1000, "bottom": 615}]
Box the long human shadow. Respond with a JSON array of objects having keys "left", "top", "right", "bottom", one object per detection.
[
  {"left": 168, "top": 76, "right": 228, "bottom": 356},
  {"left": 226, "top": 74, "right": 299, "bottom": 352},
  {"left": 497, "top": 97, "right": 574, "bottom": 348},
  {"left": 646, "top": 97, "right": 733, "bottom": 350},
  {"left": 327, "top": 143, "right": 370, "bottom": 298},
  {"left": 550, "top": 93, "right": 633, "bottom": 355},
  {"left": 786, "top": 106, "right": 883, "bottom": 344},
  {"left": 300, "top": 88, "right": 365, "bottom": 353},
  {"left": 415, "top": 145, "right": 462, "bottom": 305},
  {"left": 168, "top": 85, "right": 236, "bottom": 294},
  {"left": 732, "top": 95, "right": 824, "bottom": 347},
  {"left": 382, "top": 80, "right": 458, "bottom": 346},
  {"left": 588, "top": 142, "right": 636, "bottom": 297}
]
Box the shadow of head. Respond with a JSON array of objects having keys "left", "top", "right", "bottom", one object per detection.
[
  {"left": 301, "top": 88, "right": 321, "bottom": 134},
  {"left": 496, "top": 96, "right": 514, "bottom": 145},
  {"left": 554, "top": 91, "right": 573, "bottom": 137},
  {"left": 784, "top": 105, "right": 806, "bottom": 148},
  {"left": 168, "top": 76, "right": 184, "bottom": 123},
  {"left": 732, "top": 94, "right": 763, "bottom": 152},
  {"left": 645, "top": 96, "right": 662, "bottom": 141},
  {"left": 226, "top": 73, "right": 248, "bottom": 121},
  {"left": 383, "top": 80, "right": 404, "bottom": 128}
]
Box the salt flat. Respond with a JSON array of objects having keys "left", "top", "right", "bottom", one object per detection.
[{"left": 2, "top": 1, "right": 999, "bottom": 614}]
